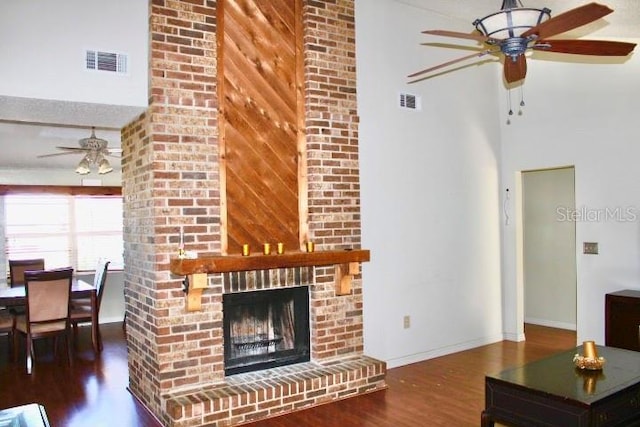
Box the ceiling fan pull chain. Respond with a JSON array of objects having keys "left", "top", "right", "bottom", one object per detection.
[
  {"left": 519, "top": 85, "right": 525, "bottom": 116},
  {"left": 506, "top": 88, "right": 513, "bottom": 125}
]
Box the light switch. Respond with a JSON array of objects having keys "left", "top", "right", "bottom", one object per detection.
[{"left": 583, "top": 242, "right": 599, "bottom": 255}]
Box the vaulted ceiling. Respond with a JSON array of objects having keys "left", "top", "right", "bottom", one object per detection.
[{"left": 0, "top": 0, "right": 637, "bottom": 172}]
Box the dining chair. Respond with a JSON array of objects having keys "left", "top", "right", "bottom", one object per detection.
[
  {"left": 13, "top": 267, "right": 74, "bottom": 374},
  {"left": 0, "top": 308, "right": 15, "bottom": 358},
  {"left": 71, "top": 260, "right": 110, "bottom": 351},
  {"left": 8, "top": 259, "right": 45, "bottom": 317},
  {"left": 9, "top": 258, "right": 45, "bottom": 287}
]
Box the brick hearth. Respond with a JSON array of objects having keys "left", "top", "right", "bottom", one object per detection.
[{"left": 165, "top": 356, "right": 386, "bottom": 427}]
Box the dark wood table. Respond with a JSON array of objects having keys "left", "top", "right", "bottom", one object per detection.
[
  {"left": 0, "top": 279, "right": 99, "bottom": 354},
  {"left": 482, "top": 345, "right": 640, "bottom": 426}
]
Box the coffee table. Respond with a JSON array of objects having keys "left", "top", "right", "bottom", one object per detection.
[{"left": 482, "top": 345, "right": 640, "bottom": 426}]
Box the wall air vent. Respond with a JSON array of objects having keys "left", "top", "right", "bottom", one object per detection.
[
  {"left": 399, "top": 93, "right": 421, "bottom": 111},
  {"left": 85, "top": 50, "right": 128, "bottom": 74}
]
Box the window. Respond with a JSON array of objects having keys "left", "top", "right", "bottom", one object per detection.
[{"left": 4, "top": 193, "right": 123, "bottom": 272}]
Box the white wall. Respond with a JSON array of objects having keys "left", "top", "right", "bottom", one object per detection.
[
  {"left": 0, "top": 0, "right": 147, "bottom": 107},
  {"left": 356, "top": 0, "right": 504, "bottom": 367},
  {"left": 500, "top": 45, "right": 640, "bottom": 344}
]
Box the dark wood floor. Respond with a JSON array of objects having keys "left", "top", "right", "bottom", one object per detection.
[{"left": 0, "top": 323, "right": 576, "bottom": 427}]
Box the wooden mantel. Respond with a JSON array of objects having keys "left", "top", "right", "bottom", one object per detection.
[
  {"left": 170, "top": 249, "right": 370, "bottom": 311},
  {"left": 170, "top": 249, "right": 370, "bottom": 275}
]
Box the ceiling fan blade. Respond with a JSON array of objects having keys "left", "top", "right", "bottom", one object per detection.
[
  {"left": 421, "top": 43, "right": 487, "bottom": 53},
  {"left": 533, "top": 39, "right": 636, "bottom": 56},
  {"left": 503, "top": 55, "right": 527, "bottom": 84},
  {"left": 408, "top": 49, "right": 496, "bottom": 79},
  {"left": 54, "top": 146, "right": 88, "bottom": 151},
  {"left": 521, "top": 3, "right": 613, "bottom": 40},
  {"left": 422, "top": 30, "right": 490, "bottom": 43},
  {"left": 37, "top": 151, "right": 83, "bottom": 158}
]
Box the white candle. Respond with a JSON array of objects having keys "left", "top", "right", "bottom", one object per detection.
[{"left": 179, "top": 227, "right": 184, "bottom": 247}]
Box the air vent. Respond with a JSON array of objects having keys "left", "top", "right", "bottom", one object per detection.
[
  {"left": 85, "top": 50, "right": 128, "bottom": 74},
  {"left": 399, "top": 93, "right": 422, "bottom": 111}
]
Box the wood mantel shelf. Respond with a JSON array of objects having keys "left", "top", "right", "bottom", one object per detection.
[
  {"left": 172, "top": 249, "right": 370, "bottom": 311},
  {"left": 170, "top": 249, "right": 370, "bottom": 276}
]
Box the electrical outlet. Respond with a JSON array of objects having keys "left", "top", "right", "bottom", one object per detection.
[{"left": 403, "top": 315, "right": 411, "bottom": 329}]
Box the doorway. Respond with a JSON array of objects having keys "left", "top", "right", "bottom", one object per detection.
[{"left": 522, "top": 167, "right": 577, "bottom": 331}]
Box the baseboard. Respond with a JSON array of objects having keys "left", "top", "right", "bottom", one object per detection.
[
  {"left": 525, "top": 317, "right": 576, "bottom": 331},
  {"left": 385, "top": 333, "right": 504, "bottom": 369},
  {"left": 503, "top": 331, "right": 526, "bottom": 342},
  {"left": 100, "top": 316, "right": 125, "bottom": 324},
  {"left": 74, "top": 317, "right": 124, "bottom": 326}
]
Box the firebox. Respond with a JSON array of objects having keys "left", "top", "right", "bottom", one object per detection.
[{"left": 223, "top": 286, "right": 310, "bottom": 376}]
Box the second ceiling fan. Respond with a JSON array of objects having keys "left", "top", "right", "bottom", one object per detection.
[{"left": 409, "top": 1, "right": 636, "bottom": 84}]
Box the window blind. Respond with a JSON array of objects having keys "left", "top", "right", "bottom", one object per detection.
[{"left": 4, "top": 194, "right": 123, "bottom": 272}]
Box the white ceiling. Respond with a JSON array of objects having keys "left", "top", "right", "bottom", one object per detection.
[
  {"left": 0, "top": 97, "right": 145, "bottom": 170},
  {"left": 1, "top": 0, "right": 638, "bottom": 172}
]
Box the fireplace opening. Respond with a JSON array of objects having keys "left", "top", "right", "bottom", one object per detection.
[{"left": 223, "top": 286, "right": 310, "bottom": 376}]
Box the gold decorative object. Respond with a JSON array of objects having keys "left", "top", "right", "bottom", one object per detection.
[
  {"left": 573, "top": 341, "right": 605, "bottom": 370},
  {"left": 583, "top": 340, "right": 597, "bottom": 359},
  {"left": 277, "top": 242, "right": 284, "bottom": 254},
  {"left": 306, "top": 241, "right": 315, "bottom": 253},
  {"left": 263, "top": 243, "right": 271, "bottom": 255},
  {"left": 573, "top": 354, "right": 606, "bottom": 370},
  {"left": 242, "top": 244, "right": 250, "bottom": 256}
]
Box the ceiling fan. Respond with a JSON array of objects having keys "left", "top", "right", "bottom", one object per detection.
[
  {"left": 38, "top": 127, "right": 122, "bottom": 175},
  {"left": 408, "top": 1, "right": 636, "bottom": 84}
]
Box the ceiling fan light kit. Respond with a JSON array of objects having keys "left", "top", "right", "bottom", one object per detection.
[
  {"left": 97, "top": 157, "right": 113, "bottom": 175},
  {"left": 75, "top": 157, "right": 91, "bottom": 175},
  {"left": 409, "top": 1, "right": 637, "bottom": 87},
  {"left": 474, "top": 0, "right": 550, "bottom": 41}
]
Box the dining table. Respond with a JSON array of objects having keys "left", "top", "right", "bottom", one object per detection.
[{"left": 0, "top": 278, "right": 99, "bottom": 354}]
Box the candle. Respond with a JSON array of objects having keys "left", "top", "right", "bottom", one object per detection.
[
  {"left": 306, "top": 241, "right": 314, "bottom": 253},
  {"left": 242, "top": 244, "right": 250, "bottom": 256},
  {"left": 583, "top": 340, "right": 598, "bottom": 359},
  {"left": 277, "top": 242, "right": 284, "bottom": 254},
  {"left": 178, "top": 226, "right": 185, "bottom": 258},
  {"left": 263, "top": 243, "right": 271, "bottom": 255}
]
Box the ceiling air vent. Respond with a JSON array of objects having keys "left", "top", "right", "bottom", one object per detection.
[
  {"left": 399, "top": 93, "right": 421, "bottom": 111},
  {"left": 85, "top": 50, "right": 128, "bottom": 74}
]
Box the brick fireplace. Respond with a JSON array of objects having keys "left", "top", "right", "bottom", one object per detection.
[{"left": 121, "top": 1, "right": 386, "bottom": 426}]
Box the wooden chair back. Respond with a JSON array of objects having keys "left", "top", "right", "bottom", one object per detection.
[
  {"left": 16, "top": 267, "right": 74, "bottom": 373},
  {"left": 93, "top": 260, "right": 111, "bottom": 312},
  {"left": 9, "top": 258, "right": 45, "bottom": 287},
  {"left": 24, "top": 268, "right": 73, "bottom": 325}
]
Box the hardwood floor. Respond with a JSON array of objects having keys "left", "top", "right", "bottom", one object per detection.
[
  {"left": 0, "top": 324, "right": 162, "bottom": 427},
  {"left": 0, "top": 323, "right": 575, "bottom": 427}
]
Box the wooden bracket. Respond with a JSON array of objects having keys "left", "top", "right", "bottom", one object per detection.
[
  {"left": 335, "top": 262, "right": 360, "bottom": 296},
  {"left": 185, "top": 273, "right": 208, "bottom": 312}
]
